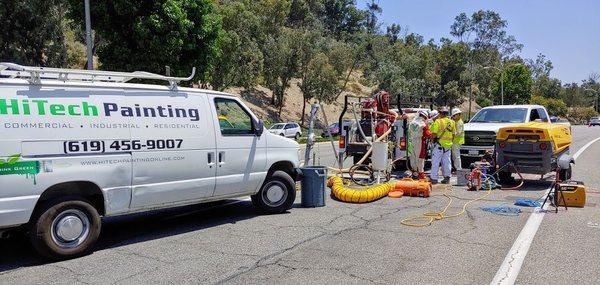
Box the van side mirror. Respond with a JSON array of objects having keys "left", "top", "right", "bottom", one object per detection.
[{"left": 254, "top": 120, "right": 264, "bottom": 136}]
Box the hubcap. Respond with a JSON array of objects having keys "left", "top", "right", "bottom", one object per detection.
[
  {"left": 51, "top": 209, "right": 90, "bottom": 249},
  {"left": 263, "top": 181, "right": 287, "bottom": 207}
]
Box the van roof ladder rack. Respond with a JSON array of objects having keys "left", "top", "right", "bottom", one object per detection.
[{"left": 0, "top": 62, "right": 195, "bottom": 89}]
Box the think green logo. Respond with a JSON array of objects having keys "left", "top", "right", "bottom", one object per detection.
[
  {"left": 0, "top": 99, "right": 98, "bottom": 116},
  {"left": 0, "top": 154, "right": 41, "bottom": 184}
]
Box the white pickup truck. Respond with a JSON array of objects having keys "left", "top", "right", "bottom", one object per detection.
[{"left": 460, "top": 105, "right": 551, "bottom": 167}]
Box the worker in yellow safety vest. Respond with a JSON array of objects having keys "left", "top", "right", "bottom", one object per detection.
[
  {"left": 451, "top": 108, "right": 465, "bottom": 171},
  {"left": 429, "top": 107, "right": 455, "bottom": 184}
]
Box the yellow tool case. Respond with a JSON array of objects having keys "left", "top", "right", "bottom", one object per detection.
[{"left": 555, "top": 181, "right": 586, "bottom": 208}]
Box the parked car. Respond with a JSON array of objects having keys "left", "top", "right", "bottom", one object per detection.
[
  {"left": 0, "top": 63, "right": 300, "bottom": 259},
  {"left": 550, "top": 116, "right": 571, "bottom": 130},
  {"left": 589, "top": 117, "right": 600, "bottom": 126},
  {"left": 321, "top": 122, "right": 344, "bottom": 137},
  {"left": 269, "top": 122, "right": 302, "bottom": 140},
  {"left": 461, "top": 105, "right": 551, "bottom": 168}
]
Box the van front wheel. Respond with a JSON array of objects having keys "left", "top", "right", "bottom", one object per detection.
[
  {"left": 252, "top": 171, "right": 295, "bottom": 214},
  {"left": 28, "top": 198, "right": 101, "bottom": 260}
]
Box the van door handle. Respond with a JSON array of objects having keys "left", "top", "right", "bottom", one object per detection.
[
  {"left": 218, "top": 151, "right": 225, "bottom": 165},
  {"left": 208, "top": 152, "right": 215, "bottom": 167}
]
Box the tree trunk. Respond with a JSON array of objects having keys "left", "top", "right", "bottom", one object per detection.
[
  {"left": 335, "top": 54, "right": 360, "bottom": 100},
  {"left": 278, "top": 98, "right": 284, "bottom": 117},
  {"left": 301, "top": 96, "right": 307, "bottom": 126},
  {"left": 271, "top": 89, "right": 276, "bottom": 105}
]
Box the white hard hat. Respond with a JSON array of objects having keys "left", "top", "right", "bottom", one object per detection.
[
  {"left": 428, "top": 110, "right": 439, "bottom": 119},
  {"left": 451, "top": 108, "right": 462, "bottom": 117},
  {"left": 418, "top": 110, "right": 428, "bottom": 118}
]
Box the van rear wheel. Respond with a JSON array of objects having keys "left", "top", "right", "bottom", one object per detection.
[
  {"left": 252, "top": 171, "right": 295, "bottom": 214},
  {"left": 28, "top": 198, "right": 101, "bottom": 260}
]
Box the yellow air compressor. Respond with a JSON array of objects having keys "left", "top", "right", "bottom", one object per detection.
[
  {"left": 555, "top": 181, "right": 587, "bottom": 208},
  {"left": 495, "top": 122, "right": 573, "bottom": 182}
]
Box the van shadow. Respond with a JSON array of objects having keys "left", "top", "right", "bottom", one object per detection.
[{"left": 0, "top": 199, "right": 288, "bottom": 272}]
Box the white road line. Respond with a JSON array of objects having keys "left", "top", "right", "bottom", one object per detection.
[
  {"left": 491, "top": 136, "right": 600, "bottom": 285},
  {"left": 573, "top": 136, "right": 600, "bottom": 160}
]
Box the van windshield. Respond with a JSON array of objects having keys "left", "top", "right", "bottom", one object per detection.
[
  {"left": 270, "top": 124, "right": 285, "bottom": 129},
  {"left": 470, "top": 108, "right": 527, "bottom": 123}
]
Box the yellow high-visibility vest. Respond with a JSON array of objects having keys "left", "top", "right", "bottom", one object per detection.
[
  {"left": 434, "top": 117, "right": 454, "bottom": 149},
  {"left": 453, "top": 118, "right": 465, "bottom": 145}
]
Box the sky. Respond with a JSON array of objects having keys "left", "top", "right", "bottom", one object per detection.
[{"left": 356, "top": 0, "right": 600, "bottom": 84}]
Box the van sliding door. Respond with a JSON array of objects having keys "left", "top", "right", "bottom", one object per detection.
[{"left": 129, "top": 93, "right": 216, "bottom": 209}]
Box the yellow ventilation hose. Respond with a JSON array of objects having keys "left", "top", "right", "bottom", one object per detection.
[{"left": 327, "top": 176, "right": 394, "bottom": 203}]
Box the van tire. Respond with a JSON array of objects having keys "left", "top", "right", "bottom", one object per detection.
[
  {"left": 252, "top": 171, "right": 295, "bottom": 214},
  {"left": 294, "top": 133, "right": 300, "bottom": 141},
  {"left": 28, "top": 197, "right": 101, "bottom": 260}
]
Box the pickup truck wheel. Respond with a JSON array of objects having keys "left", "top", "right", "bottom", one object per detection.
[
  {"left": 28, "top": 198, "right": 101, "bottom": 260},
  {"left": 559, "top": 165, "right": 572, "bottom": 181},
  {"left": 252, "top": 171, "right": 295, "bottom": 214}
]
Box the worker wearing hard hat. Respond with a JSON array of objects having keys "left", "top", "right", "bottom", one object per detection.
[
  {"left": 429, "top": 107, "right": 455, "bottom": 184},
  {"left": 408, "top": 110, "right": 432, "bottom": 179},
  {"left": 451, "top": 108, "right": 465, "bottom": 171}
]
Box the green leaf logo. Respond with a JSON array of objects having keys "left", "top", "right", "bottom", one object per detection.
[{"left": 2, "top": 154, "right": 21, "bottom": 165}]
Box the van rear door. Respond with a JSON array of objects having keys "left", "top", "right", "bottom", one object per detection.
[
  {"left": 211, "top": 96, "right": 267, "bottom": 197},
  {"left": 129, "top": 93, "right": 217, "bottom": 209}
]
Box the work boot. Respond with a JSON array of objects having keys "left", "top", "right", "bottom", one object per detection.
[
  {"left": 441, "top": 177, "right": 450, "bottom": 184},
  {"left": 431, "top": 180, "right": 439, "bottom": 185}
]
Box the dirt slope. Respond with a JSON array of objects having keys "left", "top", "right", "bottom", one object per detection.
[{"left": 224, "top": 77, "right": 375, "bottom": 128}]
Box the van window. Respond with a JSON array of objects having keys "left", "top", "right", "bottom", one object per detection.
[
  {"left": 214, "top": 98, "right": 253, "bottom": 135},
  {"left": 284, "top": 124, "right": 294, "bottom": 129}
]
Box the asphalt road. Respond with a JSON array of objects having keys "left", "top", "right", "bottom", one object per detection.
[{"left": 1, "top": 125, "right": 599, "bottom": 284}]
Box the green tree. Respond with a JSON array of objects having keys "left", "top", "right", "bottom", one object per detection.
[
  {"left": 319, "top": 0, "right": 366, "bottom": 39},
  {"left": 532, "top": 75, "right": 562, "bottom": 99},
  {"left": 365, "top": 0, "right": 382, "bottom": 34},
  {"left": 211, "top": 0, "right": 263, "bottom": 90},
  {"left": 68, "top": 0, "right": 222, "bottom": 84},
  {"left": 386, "top": 24, "right": 401, "bottom": 43},
  {"left": 527, "top": 53, "right": 553, "bottom": 80},
  {"left": 450, "top": 10, "right": 522, "bottom": 58},
  {"left": 302, "top": 53, "right": 340, "bottom": 103},
  {"left": 492, "top": 64, "right": 532, "bottom": 104},
  {"left": 0, "top": 0, "right": 67, "bottom": 67},
  {"left": 296, "top": 28, "right": 325, "bottom": 125},
  {"left": 263, "top": 28, "right": 301, "bottom": 114},
  {"left": 530, "top": 95, "right": 568, "bottom": 117}
]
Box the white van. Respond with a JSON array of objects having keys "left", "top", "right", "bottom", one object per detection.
[{"left": 0, "top": 63, "right": 300, "bottom": 259}]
